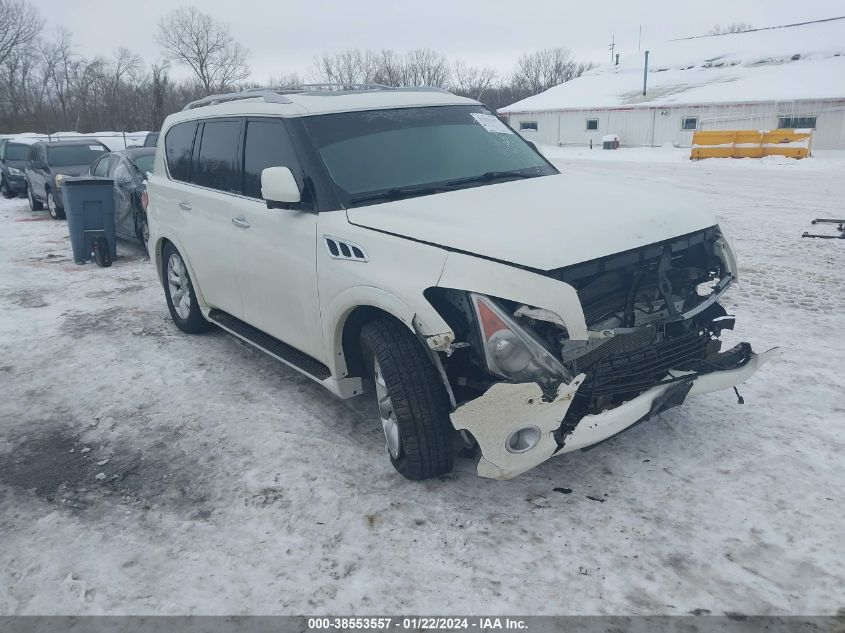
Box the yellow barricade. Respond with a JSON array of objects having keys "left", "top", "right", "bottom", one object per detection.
[{"left": 691, "top": 129, "right": 813, "bottom": 159}]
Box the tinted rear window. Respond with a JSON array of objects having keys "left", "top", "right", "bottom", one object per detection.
[
  {"left": 134, "top": 154, "right": 154, "bottom": 176},
  {"left": 4, "top": 143, "right": 29, "bottom": 160},
  {"left": 243, "top": 120, "right": 299, "bottom": 199},
  {"left": 47, "top": 144, "right": 108, "bottom": 167},
  {"left": 165, "top": 122, "right": 197, "bottom": 182},
  {"left": 193, "top": 120, "right": 241, "bottom": 192}
]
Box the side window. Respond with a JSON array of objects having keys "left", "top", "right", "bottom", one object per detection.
[
  {"left": 92, "top": 157, "right": 109, "bottom": 177},
  {"left": 193, "top": 119, "right": 242, "bottom": 193},
  {"left": 165, "top": 121, "right": 198, "bottom": 182},
  {"left": 586, "top": 118, "right": 599, "bottom": 131},
  {"left": 28, "top": 145, "right": 38, "bottom": 161},
  {"left": 681, "top": 117, "right": 698, "bottom": 130},
  {"left": 243, "top": 119, "right": 300, "bottom": 199},
  {"left": 778, "top": 115, "right": 816, "bottom": 129}
]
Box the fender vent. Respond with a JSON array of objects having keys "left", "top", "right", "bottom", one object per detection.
[{"left": 324, "top": 236, "right": 368, "bottom": 262}]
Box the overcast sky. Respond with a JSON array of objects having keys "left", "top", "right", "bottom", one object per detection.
[{"left": 39, "top": 0, "right": 844, "bottom": 82}]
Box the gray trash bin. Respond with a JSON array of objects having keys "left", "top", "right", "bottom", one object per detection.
[{"left": 62, "top": 177, "right": 116, "bottom": 266}]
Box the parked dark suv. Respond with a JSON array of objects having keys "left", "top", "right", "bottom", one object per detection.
[
  {"left": 24, "top": 140, "right": 110, "bottom": 219},
  {"left": 0, "top": 139, "right": 31, "bottom": 198}
]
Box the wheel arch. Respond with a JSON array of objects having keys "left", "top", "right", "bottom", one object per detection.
[
  {"left": 326, "top": 286, "right": 452, "bottom": 380},
  {"left": 156, "top": 236, "right": 209, "bottom": 309}
]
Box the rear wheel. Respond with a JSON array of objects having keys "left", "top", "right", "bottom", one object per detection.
[
  {"left": 136, "top": 213, "right": 150, "bottom": 256},
  {"left": 162, "top": 243, "right": 211, "bottom": 334},
  {"left": 46, "top": 190, "right": 64, "bottom": 219},
  {"left": 93, "top": 236, "right": 112, "bottom": 267},
  {"left": 27, "top": 183, "right": 43, "bottom": 211},
  {"left": 360, "top": 318, "right": 454, "bottom": 480},
  {"left": 1, "top": 177, "right": 15, "bottom": 199}
]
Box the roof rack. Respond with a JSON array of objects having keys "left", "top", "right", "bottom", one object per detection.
[
  {"left": 183, "top": 89, "right": 293, "bottom": 110},
  {"left": 182, "top": 84, "right": 452, "bottom": 110}
]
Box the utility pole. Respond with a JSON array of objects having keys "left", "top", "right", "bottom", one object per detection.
[
  {"left": 609, "top": 35, "right": 615, "bottom": 64},
  {"left": 643, "top": 50, "right": 650, "bottom": 95}
]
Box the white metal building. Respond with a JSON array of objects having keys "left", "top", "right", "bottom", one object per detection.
[{"left": 499, "top": 17, "right": 845, "bottom": 150}]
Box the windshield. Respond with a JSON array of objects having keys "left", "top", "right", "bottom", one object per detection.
[
  {"left": 5, "top": 143, "right": 29, "bottom": 160},
  {"left": 303, "top": 105, "right": 556, "bottom": 206},
  {"left": 133, "top": 154, "right": 154, "bottom": 176},
  {"left": 47, "top": 144, "right": 108, "bottom": 167}
]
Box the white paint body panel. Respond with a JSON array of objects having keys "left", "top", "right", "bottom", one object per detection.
[{"left": 347, "top": 173, "right": 717, "bottom": 271}]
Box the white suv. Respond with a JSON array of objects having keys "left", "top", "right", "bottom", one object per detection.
[{"left": 147, "top": 85, "right": 773, "bottom": 480}]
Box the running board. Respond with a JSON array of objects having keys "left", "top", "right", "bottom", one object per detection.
[{"left": 208, "top": 309, "right": 332, "bottom": 380}]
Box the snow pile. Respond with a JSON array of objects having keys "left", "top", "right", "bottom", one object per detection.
[
  {"left": 500, "top": 17, "right": 845, "bottom": 112},
  {"left": 0, "top": 150, "right": 844, "bottom": 615},
  {"left": 1, "top": 131, "right": 149, "bottom": 151}
]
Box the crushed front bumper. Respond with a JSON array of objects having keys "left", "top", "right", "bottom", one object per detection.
[{"left": 451, "top": 346, "right": 776, "bottom": 480}]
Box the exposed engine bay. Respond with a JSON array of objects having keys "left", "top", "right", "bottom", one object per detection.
[{"left": 428, "top": 226, "right": 762, "bottom": 472}]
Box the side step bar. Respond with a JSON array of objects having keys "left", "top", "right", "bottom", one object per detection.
[{"left": 208, "top": 309, "right": 331, "bottom": 380}]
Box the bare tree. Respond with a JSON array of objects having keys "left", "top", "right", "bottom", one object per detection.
[
  {"left": 157, "top": 5, "right": 250, "bottom": 94},
  {"left": 512, "top": 47, "right": 592, "bottom": 95},
  {"left": 709, "top": 22, "right": 753, "bottom": 35},
  {"left": 150, "top": 61, "right": 170, "bottom": 129},
  {"left": 39, "top": 28, "right": 77, "bottom": 128},
  {"left": 0, "top": 0, "right": 42, "bottom": 67},
  {"left": 309, "top": 49, "right": 377, "bottom": 85},
  {"left": 266, "top": 71, "right": 304, "bottom": 88},
  {"left": 450, "top": 61, "right": 498, "bottom": 101}
]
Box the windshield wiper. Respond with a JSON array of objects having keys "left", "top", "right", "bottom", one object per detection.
[
  {"left": 445, "top": 170, "right": 538, "bottom": 187},
  {"left": 349, "top": 185, "right": 451, "bottom": 206},
  {"left": 348, "top": 171, "right": 540, "bottom": 206}
]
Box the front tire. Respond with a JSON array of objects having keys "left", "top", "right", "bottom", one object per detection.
[
  {"left": 46, "top": 189, "right": 65, "bottom": 219},
  {"left": 162, "top": 243, "right": 211, "bottom": 334},
  {"left": 27, "top": 183, "right": 43, "bottom": 211},
  {"left": 360, "top": 318, "right": 454, "bottom": 480}
]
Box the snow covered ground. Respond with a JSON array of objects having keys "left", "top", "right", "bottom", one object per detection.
[{"left": 1, "top": 150, "right": 843, "bottom": 616}]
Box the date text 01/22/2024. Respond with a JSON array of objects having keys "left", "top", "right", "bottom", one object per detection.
[{"left": 307, "top": 617, "right": 528, "bottom": 630}]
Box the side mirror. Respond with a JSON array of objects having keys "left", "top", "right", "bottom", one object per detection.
[
  {"left": 526, "top": 140, "right": 539, "bottom": 153},
  {"left": 261, "top": 166, "right": 301, "bottom": 209}
]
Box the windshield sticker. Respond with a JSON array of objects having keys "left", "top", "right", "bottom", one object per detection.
[
  {"left": 90, "top": 145, "right": 105, "bottom": 151},
  {"left": 471, "top": 113, "right": 513, "bottom": 135}
]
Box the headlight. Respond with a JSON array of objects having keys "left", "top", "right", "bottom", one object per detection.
[
  {"left": 8, "top": 167, "right": 22, "bottom": 176},
  {"left": 471, "top": 293, "right": 570, "bottom": 385},
  {"left": 54, "top": 174, "right": 68, "bottom": 187}
]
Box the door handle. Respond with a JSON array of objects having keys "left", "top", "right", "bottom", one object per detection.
[
  {"left": 178, "top": 201, "right": 192, "bottom": 211},
  {"left": 231, "top": 216, "right": 250, "bottom": 229}
]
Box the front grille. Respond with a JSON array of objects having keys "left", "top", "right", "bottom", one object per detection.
[
  {"left": 577, "top": 329, "right": 711, "bottom": 400},
  {"left": 573, "top": 327, "right": 656, "bottom": 373}
]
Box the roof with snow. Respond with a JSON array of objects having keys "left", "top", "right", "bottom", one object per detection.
[{"left": 500, "top": 17, "right": 845, "bottom": 113}]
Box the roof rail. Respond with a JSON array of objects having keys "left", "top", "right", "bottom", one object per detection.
[
  {"left": 182, "top": 89, "right": 293, "bottom": 110},
  {"left": 182, "top": 84, "right": 454, "bottom": 110},
  {"left": 273, "top": 83, "right": 396, "bottom": 93}
]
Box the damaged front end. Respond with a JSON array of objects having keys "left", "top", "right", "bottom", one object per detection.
[{"left": 432, "top": 226, "right": 774, "bottom": 479}]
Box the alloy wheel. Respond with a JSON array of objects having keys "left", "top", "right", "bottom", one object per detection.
[
  {"left": 47, "top": 192, "right": 57, "bottom": 218},
  {"left": 167, "top": 253, "right": 192, "bottom": 320},
  {"left": 374, "top": 359, "right": 401, "bottom": 459}
]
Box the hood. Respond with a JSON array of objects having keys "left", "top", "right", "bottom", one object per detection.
[
  {"left": 346, "top": 173, "right": 718, "bottom": 271},
  {"left": 52, "top": 165, "right": 92, "bottom": 177},
  {"left": 4, "top": 159, "right": 27, "bottom": 169}
]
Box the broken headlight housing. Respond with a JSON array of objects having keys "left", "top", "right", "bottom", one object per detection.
[{"left": 470, "top": 293, "right": 571, "bottom": 387}]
